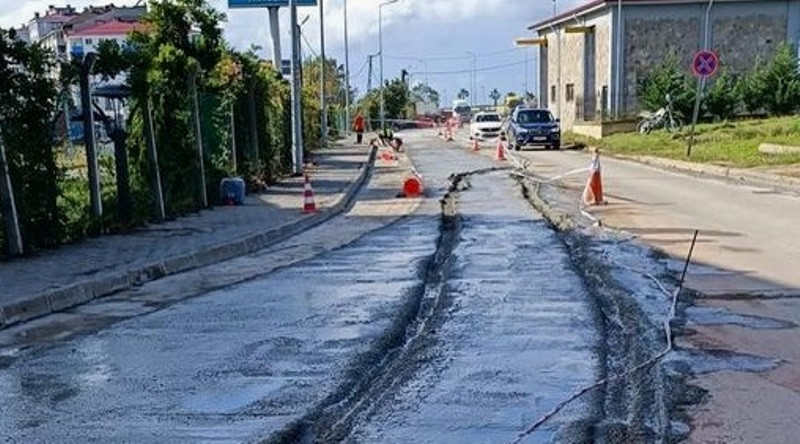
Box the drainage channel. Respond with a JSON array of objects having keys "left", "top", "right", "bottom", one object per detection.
[{"left": 264, "top": 171, "right": 471, "bottom": 444}]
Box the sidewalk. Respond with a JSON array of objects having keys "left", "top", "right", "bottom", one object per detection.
[
  {"left": 0, "top": 144, "right": 377, "bottom": 329},
  {"left": 608, "top": 154, "right": 800, "bottom": 192}
]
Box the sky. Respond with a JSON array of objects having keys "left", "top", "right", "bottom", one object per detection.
[{"left": 1, "top": 0, "right": 584, "bottom": 104}]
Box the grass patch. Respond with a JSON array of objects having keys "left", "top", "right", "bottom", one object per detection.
[{"left": 565, "top": 116, "right": 800, "bottom": 168}]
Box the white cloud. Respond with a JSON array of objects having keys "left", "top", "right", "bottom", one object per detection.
[{"left": 2, "top": 0, "right": 589, "bottom": 101}]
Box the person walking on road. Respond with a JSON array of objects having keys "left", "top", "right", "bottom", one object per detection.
[{"left": 353, "top": 111, "right": 366, "bottom": 145}]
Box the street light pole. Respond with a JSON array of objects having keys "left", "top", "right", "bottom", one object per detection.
[
  {"left": 344, "top": 0, "right": 351, "bottom": 137},
  {"left": 379, "top": 0, "right": 399, "bottom": 131},
  {"left": 289, "top": 0, "right": 304, "bottom": 175},
  {"left": 319, "top": 0, "right": 327, "bottom": 148},
  {"left": 466, "top": 51, "right": 476, "bottom": 107}
]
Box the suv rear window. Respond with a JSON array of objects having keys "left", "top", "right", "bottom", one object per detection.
[
  {"left": 516, "top": 110, "right": 554, "bottom": 124},
  {"left": 476, "top": 114, "right": 501, "bottom": 123}
]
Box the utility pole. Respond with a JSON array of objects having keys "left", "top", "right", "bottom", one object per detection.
[
  {"left": 0, "top": 122, "right": 23, "bottom": 256},
  {"left": 379, "top": 0, "right": 399, "bottom": 131},
  {"left": 344, "top": 0, "right": 351, "bottom": 136},
  {"left": 268, "top": 7, "right": 281, "bottom": 71},
  {"left": 80, "top": 53, "right": 102, "bottom": 220},
  {"left": 289, "top": 0, "right": 304, "bottom": 175},
  {"left": 367, "top": 54, "right": 374, "bottom": 92},
  {"left": 319, "top": 0, "right": 328, "bottom": 147}
]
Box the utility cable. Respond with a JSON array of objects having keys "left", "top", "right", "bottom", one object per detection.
[{"left": 409, "top": 60, "right": 527, "bottom": 76}]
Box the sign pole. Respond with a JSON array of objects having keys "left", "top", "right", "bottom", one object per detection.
[
  {"left": 289, "top": 0, "right": 304, "bottom": 175},
  {"left": 687, "top": 0, "right": 716, "bottom": 157},
  {"left": 268, "top": 6, "right": 282, "bottom": 70}
]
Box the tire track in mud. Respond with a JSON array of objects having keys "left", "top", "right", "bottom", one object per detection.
[
  {"left": 264, "top": 169, "right": 504, "bottom": 444},
  {"left": 515, "top": 176, "right": 677, "bottom": 442}
]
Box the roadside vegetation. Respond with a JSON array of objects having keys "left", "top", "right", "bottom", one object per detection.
[
  {"left": 570, "top": 43, "right": 800, "bottom": 168},
  {"left": 0, "top": 0, "right": 353, "bottom": 256},
  {"left": 567, "top": 116, "right": 800, "bottom": 167}
]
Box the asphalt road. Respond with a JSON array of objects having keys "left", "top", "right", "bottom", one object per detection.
[
  {"left": 513, "top": 147, "right": 800, "bottom": 295},
  {"left": 0, "top": 132, "right": 601, "bottom": 443},
  {"left": 511, "top": 145, "right": 800, "bottom": 444}
]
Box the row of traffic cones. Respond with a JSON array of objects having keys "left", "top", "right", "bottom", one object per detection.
[
  {"left": 469, "top": 138, "right": 505, "bottom": 160},
  {"left": 470, "top": 138, "right": 604, "bottom": 206},
  {"left": 301, "top": 144, "right": 604, "bottom": 214}
]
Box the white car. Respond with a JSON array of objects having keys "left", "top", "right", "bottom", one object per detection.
[{"left": 470, "top": 112, "right": 503, "bottom": 140}]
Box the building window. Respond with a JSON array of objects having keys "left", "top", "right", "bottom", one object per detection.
[
  {"left": 551, "top": 85, "right": 557, "bottom": 102},
  {"left": 85, "top": 38, "right": 93, "bottom": 45},
  {"left": 566, "top": 84, "right": 575, "bottom": 102}
]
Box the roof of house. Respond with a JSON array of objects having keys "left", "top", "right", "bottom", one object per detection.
[
  {"left": 529, "top": 0, "right": 752, "bottom": 31},
  {"left": 68, "top": 20, "right": 142, "bottom": 37}
]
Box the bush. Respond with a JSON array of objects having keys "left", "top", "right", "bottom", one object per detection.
[
  {"left": 0, "top": 28, "right": 62, "bottom": 254},
  {"left": 639, "top": 54, "right": 696, "bottom": 118},
  {"left": 758, "top": 43, "right": 800, "bottom": 115},
  {"left": 734, "top": 66, "right": 765, "bottom": 115},
  {"left": 705, "top": 69, "right": 738, "bottom": 121}
]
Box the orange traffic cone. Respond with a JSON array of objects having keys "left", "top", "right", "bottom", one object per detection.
[
  {"left": 402, "top": 175, "right": 423, "bottom": 198},
  {"left": 471, "top": 139, "right": 480, "bottom": 152},
  {"left": 495, "top": 139, "right": 507, "bottom": 161},
  {"left": 302, "top": 173, "right": 317, "bottom": 214},
  {"left": 381, "top": 149, "right": 396, "bottom": 163},
  {"left": 583, "top": 152, "right": 605, "bottom": 205}
]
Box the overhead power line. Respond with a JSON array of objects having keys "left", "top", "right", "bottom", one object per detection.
[
  {"left": 385, "top": 48, "right": 524, "bottom": 62},
  {"left": 409, "top": 60, "right": 527, "bottom": 76}
]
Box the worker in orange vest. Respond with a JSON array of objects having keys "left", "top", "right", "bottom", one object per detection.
[{"left": 353, "top": 111, "right": 366, "bottom": 144}]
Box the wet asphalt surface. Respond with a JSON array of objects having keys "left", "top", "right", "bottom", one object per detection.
[{"left": 0, "top": 132, "right": 600, "bottom": 443}]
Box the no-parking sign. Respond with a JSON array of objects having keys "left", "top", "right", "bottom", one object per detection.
[{"left": 692, "top": 50, "right": 719, "bottom": 78}]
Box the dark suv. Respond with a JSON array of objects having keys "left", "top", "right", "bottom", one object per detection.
[{"left": 504, "top": 108, "right": 560, "bottom": 151}]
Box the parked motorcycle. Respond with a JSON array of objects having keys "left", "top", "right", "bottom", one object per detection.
[{"left": 637, "top": 94, "right": 683, "bottom": 134}]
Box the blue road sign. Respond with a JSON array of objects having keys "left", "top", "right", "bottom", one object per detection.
[
  {"left": 228, "top": 0, "right": 317, "bottom": 7},
  {"left": 692, "top": 50, "right": 719, "bottom": 78}
]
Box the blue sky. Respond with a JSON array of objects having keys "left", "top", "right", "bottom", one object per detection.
[{"left": 2, "top": 0, "right": 585, "bottom": 104}]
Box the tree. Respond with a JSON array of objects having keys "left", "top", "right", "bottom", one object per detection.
[
  {"left": 0, "top": 27, "right": 61, "bottom": 252},
  {"left": 457, "top": 88, "right": 470, "bottom": 100},
  {"left": 489, "top": 88, "right": 501, "bottom": 106},
  {"left": 302, "top": 56, "right": 347, "bottom": 145},
  {"left": 356, "top": 76, "right": 411, "bottom": 129},
  {"left": 639, "top": 54, "right": 696, "bottom": 118},
  {"left": 411, "top": 82, "right": 440, "bottom": 106},
  {"left": 523, "top": 91, "right": 536, "bottom": 104},
  {"left": 757, "top": 43, "right": 800, "bottom": 115},
  {"left": 705, "top": 69, "right": 738, "bottom": 121},
  {"left": 383, "top": 78, "right": 411, "bottom": 120}
]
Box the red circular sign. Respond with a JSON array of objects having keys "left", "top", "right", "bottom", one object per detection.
[{"left": 692, "top": 50, "right": 719, "bottom": 78}]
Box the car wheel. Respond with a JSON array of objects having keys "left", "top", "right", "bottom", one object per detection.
[
  {"left": 514, "top": 144, "right": 521, "bottom": 151},
  {"left": 552, "top": 142, "right": 560, "bottom": 150}
]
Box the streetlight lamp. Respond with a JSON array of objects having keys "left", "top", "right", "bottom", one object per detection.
[{"left": 379, "top": 0, "right": 399, "bottom": 131}]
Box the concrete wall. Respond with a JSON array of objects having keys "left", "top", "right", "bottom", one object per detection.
[
  {"left": 540, "top": 11, "right": 611, "bottom": 131},
  {"left": 621, "top": 1, "right": 796, "bottom": 114}
]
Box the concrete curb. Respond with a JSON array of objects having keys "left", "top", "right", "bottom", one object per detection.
[
  {"left": 607, "top": 153, "right": 800, "bottom": 191},
  {"left": 0, "top": 146, "right": 378, "bottom": 330}
]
